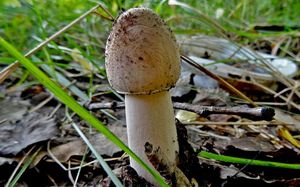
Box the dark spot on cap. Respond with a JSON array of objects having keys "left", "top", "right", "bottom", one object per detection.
[{"left": 138, "top": 57, "right": 144, "bottom": 60}]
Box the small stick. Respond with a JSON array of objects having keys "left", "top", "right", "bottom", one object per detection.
[
  {"left": 87, "top": 101, "right": 274, "bottom": 121},
  {"left": 173, "top": 102, "right": 274, "bottom": 121},
  {"left": 252, "top": 79, "right": 300, "bottom": 111},
  {"left": 92, "top": 3, "right": 115, "bottom": 21},
  {"left": 180, "top": 55, "right": 258, "bottom": 107},
  {"left": 88, "top": 101, "right": 125, "bottom": 110}
]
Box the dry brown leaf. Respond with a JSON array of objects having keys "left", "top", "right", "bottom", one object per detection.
[
  {"left": 89, "top": 123, "right": 127, "bottom": 157},
  {"left": 0, "top": 112, "right": 58, "bottom": 155},
  {"left": 32, "top": 139, "right": 86, "bottom": 167},
  {"left": 49, "top": 140, "right": 86, "bottom": 162},
  {"left": 274, "top": 109, "right": 300, "bottom": 129}
]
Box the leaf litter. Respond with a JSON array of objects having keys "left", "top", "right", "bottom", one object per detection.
[
  {"left": 2, "top": 33, "right": 300, "bottom": 186},
  {"left": 1, "top": 4, "right": 300, "bottom": 187}
]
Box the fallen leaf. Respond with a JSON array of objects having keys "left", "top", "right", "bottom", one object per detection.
[
  {"left": 49, "top": 140, "right": 86, "bottom": 162},
  {"left": 274, "top": 109, "right": 300, "bottom": 129},
  {"left": 176, "top": 110, "right": 198, "bottom": 122},
  {"left": 170, "top": 71, "right": 193, "bottom": 98},
  {"left": 192, "top": 88, "right": 229, "bottom": 106},
  {"left": 0, "top": 99, "right": 29, "bottom": 121},
  {"left": 0, "top": 112, "right": 58, "bottom": 155},
  {"left": 32, "top": 139, "right": 86, "bottom": 167},
  {"left": 220, "top": 165, "right": 259, "bottom": 180},
  {"left": 89, "top": 123, "right": 127, "bottom": 157},
  {"left": 214, "top": 136, "right": 276, "bottom": 152},
  {"left": 0, "top": 157, "right": 16, "bottom": 165}
]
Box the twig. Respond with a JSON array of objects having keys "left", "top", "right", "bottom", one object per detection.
[
  {"left": 92, "top": 2, "right": 115, "bottom": 22},
  {"left": 173, "top": 102, "right": 274, "bottom": 121},
  {"left": 274, "top": 81, "right": 300, "bottom": 110},
  {"left": 92, "top": 11, "right": 114, "bottom": 21},
  {"left": 180, "top": 55, "right": 258, "bottom": 107},
  {"left": 252, "top": 79, "right": 300, "bottom": 111},
  {"left": 68, "top": 160, "right": 75, "bottom": 186},
  {"left": 87, "top": 101, "right": 274, "bottom": 121},
  {"left": 236, "top": 101, "right": 287, "bottom": 106},
  {"left": 94, "top": 3, "right": 115, "bottom": 21},
  {"left": 88, "top": 101, "right": 125, "bottom": 110}
]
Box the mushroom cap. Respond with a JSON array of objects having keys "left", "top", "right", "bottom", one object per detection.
[{"left": 105, "top": 8, "right": 180, "bottom": 95}]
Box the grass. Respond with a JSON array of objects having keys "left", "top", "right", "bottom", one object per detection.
[
  {"left": 1, "top": 0, "right": 300, "bottom": 185},
  {"left": 199, "top": 151, "right": 300, "bottom": 170},
  {"left": 1, "top": 1, "right": 300, "bottom": 63}
]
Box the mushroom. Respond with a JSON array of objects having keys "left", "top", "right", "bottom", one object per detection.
[{"left": 105, "top": 8, "right": 180, "bottom": 184}]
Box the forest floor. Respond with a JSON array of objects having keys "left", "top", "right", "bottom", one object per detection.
[{"left": 1, "top": 1, "right": 300, "bottom": 186}]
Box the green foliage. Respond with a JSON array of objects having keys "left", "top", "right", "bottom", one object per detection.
[
  {"left": 1, "top": 0, "right": 299, "bottom": 61},
  {"left": 1, "top": 1, "right": 299, "bottom": 59}
]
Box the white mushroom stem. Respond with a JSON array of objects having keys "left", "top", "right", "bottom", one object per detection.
[{"left": 125, "top": 91, "right": 179, "bottom": 184}]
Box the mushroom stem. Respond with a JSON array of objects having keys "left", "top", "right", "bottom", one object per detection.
[{"left": 125, "top": 91, "right": 179, "bottom": 184}]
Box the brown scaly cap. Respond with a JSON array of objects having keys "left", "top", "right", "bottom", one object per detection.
[{"left": 105, "top": 7, "right": 180, "bottom": 95}]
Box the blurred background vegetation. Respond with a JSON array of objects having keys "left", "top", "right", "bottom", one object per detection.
[{"left": 1, "top": 0, "right": 300, "bottom": 86}]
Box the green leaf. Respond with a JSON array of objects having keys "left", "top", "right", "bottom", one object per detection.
[{"left": 68, "top": 113, "right": 123, "bottom": 187}]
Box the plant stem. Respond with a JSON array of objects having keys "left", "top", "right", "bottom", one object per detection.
[{"left": 199, "top": 151, "right": 300, "bottom": 170}]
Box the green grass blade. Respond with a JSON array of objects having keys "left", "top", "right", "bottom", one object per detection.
[
  {"left": 0, "top": 37, "right": 168, "bottom": 187},
  {"left": 40, "top": 64, "right": 89, "bottom": 102},
  {"left": 67, "top": 114, "right": 123, "bottom": 187},
  {"left": 168, "top": 0, "right": 227, "bottom": 37},
  {"left": 8, "top": 149, "right": 41, "bottom": 187},
  {"left": 199, "top": 151, "right": 300, "bottom": 169}
]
